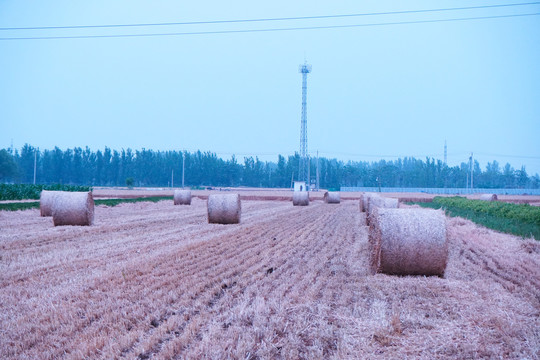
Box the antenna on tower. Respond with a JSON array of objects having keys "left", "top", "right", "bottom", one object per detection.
[{"left": 298, "top": 60, "right": 312, "bottom": 186}]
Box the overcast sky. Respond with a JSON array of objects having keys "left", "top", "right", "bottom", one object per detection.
[{"left": 1, "top": 1, "right": 539, "bottom": 175}]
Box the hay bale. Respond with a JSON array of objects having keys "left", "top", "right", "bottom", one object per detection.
[
  {"left": 52, "top": 191, "right": 94, "bottom": 226},
  {"left": 292, "top": 191, "right": 309, "bottom": 206},
  {"left": 479, "top": 194, "right": 498, "bottom": 201},
  {"left": 361, "top": 193, "right": 379, "bottom": 213},
  {"left": 174, "top": 189, "right": 192, "bottom": 205},
  {"left": 323, "top": 191, "right": 340, "bottom": 204},
  {"left": 369, "top": 208, "right": 448, "bottom": 276},
  {"left": 40, "top": 190, "right": 62, "bottom": 217},
  {"left": 366, "top": 196, "right": 398, "bottom": 225},
  {"left": 207, "top": 193, "right": 241, "bottom": 224}
]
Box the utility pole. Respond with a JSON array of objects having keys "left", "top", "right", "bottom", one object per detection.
[
  {"left": 470, "top": 152, "right": 474, "bottom": 191},
  {"left": 307, "top": 155, "right": 311, "bottom": 190},
  {"left": 33, "top": 149, "right": 37, "bottom": 185},
  {"left": 316, "top": 150, "right": 320, "bottom": 192},
  {"left": 171, "top": 169, "right": 174, "bottom": 188},
  {"left": 182, "top": 151, "right": 185, "bottom": 189},
  {"left": 444, "top": 140, "right": 447, "bottom": 165}
]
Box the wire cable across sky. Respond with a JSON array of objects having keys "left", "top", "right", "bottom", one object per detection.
[
  {"left": 1, "top": 2, "right": 538, "bottom": 31},
  {"left": 0, "top": 12, "right": 539, "bottom": 41}
]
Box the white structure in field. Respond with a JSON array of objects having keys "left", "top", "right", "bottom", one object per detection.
[{"left": 293, "top": 181, "right": 307, "bottom": 192}]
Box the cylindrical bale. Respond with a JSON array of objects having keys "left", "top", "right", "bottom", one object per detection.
[
  {"left": 362, "top": 193, "right": 379, "bottom": 213},
  {"left": 40, "top": 190, "right": 63, "bottom": 217},
  {"left": 52, "top": 191, "right": 94, "bottom": 226},
  {"left": 479, "top": 194, "right": 497, "bottom": 201},
  {"left": 174, "top": 189, "right": 192, "bottom": 205},
  {"left": 292, "top": 191, "right": 309, "bottom": 206},
  {"left": 207, "top": 193, "right": 241, "bottom": 224},
  {"left": 369, "top": 208, "right": 448, "bottom": 276},
  {"left": 324, "top": 191, "right": 340, "bottom": 204}
]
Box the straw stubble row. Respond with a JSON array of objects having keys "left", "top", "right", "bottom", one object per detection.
[{"left": 3, "top": 198, "right": 538, "bottom": 358}]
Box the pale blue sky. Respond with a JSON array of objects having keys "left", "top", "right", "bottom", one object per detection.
[{"left": 1, "top": 1, "right": 539, "bottom": 175}]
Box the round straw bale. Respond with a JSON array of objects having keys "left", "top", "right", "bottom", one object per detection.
[
  {"left": 362, "top": 193, "right": 379, "bottom": 213},
  {"left": 40, "top": 190, "right": 62, "bottom": 217},
  {"left": 174, "top": 189, "right": 192, "bottom": 205},
  {"left": 292, "top": 191, "right": 309, "bottom": 206},
  {"left": 323, "top": 191, "right": 340, "bottom": 204},
  {"left": 369, "top": 208, "right": 448, "bottom": 276},
  {"left": 52, "top": 191, "right": 94, "bottom": 226},
  {"left": 479, "top": 194, "right": 497, "bottom": 201},
  {"left": 207, "top": 193, "right": 241, "bottom": 224}
]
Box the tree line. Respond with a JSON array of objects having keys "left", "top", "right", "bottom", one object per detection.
[{"left": 0, "top": 144, "right": 538, "bottom": 189}]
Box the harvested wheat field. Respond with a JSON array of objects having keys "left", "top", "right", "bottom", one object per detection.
[{"left": 1, "top": 199, "right": 539, "bottom": 359}]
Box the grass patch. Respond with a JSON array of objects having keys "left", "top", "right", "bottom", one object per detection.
[
  {"left": 416, "top": 197, "right": 540, "bottom": 240},
  {"left": 95, "top": 196, "right": 172, "bottom": 207},
  {"left": 0, "top": 184, "right": 92, "bottom": 201},
  {"left": 0, "top": 196, "right": 172, "bottom": 212},
  {"left": 0, "top": 202, "right": 40, "bottom": 211}
]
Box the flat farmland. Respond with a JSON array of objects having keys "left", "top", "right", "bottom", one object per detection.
[
  {"left": 1, "top": 199, "right": 539, "bottom": 359},
  {"left": 90, "top": 187, "right": 540, "bottom": 205}
]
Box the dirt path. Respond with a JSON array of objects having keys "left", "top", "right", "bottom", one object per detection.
[{"left": 0, "top": 199, "right": 538, "bottom": 359}]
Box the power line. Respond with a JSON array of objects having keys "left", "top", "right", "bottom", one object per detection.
[
  {"left": 1, "top": 2, "right": 538, "bottom": 31},
  {"left": 0, "top": 12, "right": 538, "bottom": 41},
  {"left": 317, "top": 151, "right": 444, "bottom": 159},
  {"left": 475, "top": 152, "right": 540, "bottom": 160},
  {"left": 318, "top": 151, "right": 540, "bottom": 161}
]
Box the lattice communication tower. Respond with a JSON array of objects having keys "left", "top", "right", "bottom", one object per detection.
[{"left": 298, "top": 61, "right": 312, "bottom": 184}]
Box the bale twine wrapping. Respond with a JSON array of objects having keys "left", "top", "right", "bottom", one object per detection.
[
  {"left": 479, "top": 194, "right": 498, "bottom": 201},
  {"left": 207, "top": 193, "right": 241, "bottom": 224},
  {"left": 40, "top": 190, "right": 62, "bottom": 217},
  {"left": 52, "top": 191, "right": 94, "bottom": 226},
  {"left": 323, "top": 191, "right": 340, "bottom": 204},
  {"left": 292, "top": 191, "right": 309, "bottom": 206},
  {"left": 369, "top": 208, "right": 448, "bottom": 276},
  {"left": 174, "top": 189, "right": 192, "bottom": 205}
]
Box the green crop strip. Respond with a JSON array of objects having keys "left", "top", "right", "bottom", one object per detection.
[
  {"left": 0, "top": 184, "right": 92, "bottom": 201},
  {"left": 416, "top": 196, "right": 540, "bottom": 240},
  {"left": 0, "top": 202, "right": 40, "bottom": 211},
  {"left": 95, "top": 196, "right": 172, "bottom": 207},
  {"left": 0, "top": 196, "right": 173, "bottom": 212}
]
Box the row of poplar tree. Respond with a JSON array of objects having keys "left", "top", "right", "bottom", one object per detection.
[{"left": 0, "top": 144, "right": 538, "bottom": 189}]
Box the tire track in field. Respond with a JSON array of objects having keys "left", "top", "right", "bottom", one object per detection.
[
  {"left": 463, "top": 247, "right": 540, "bottom": 305},
  {"left": 448, "top": 222, "right": 540, "bottom": 307}
]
